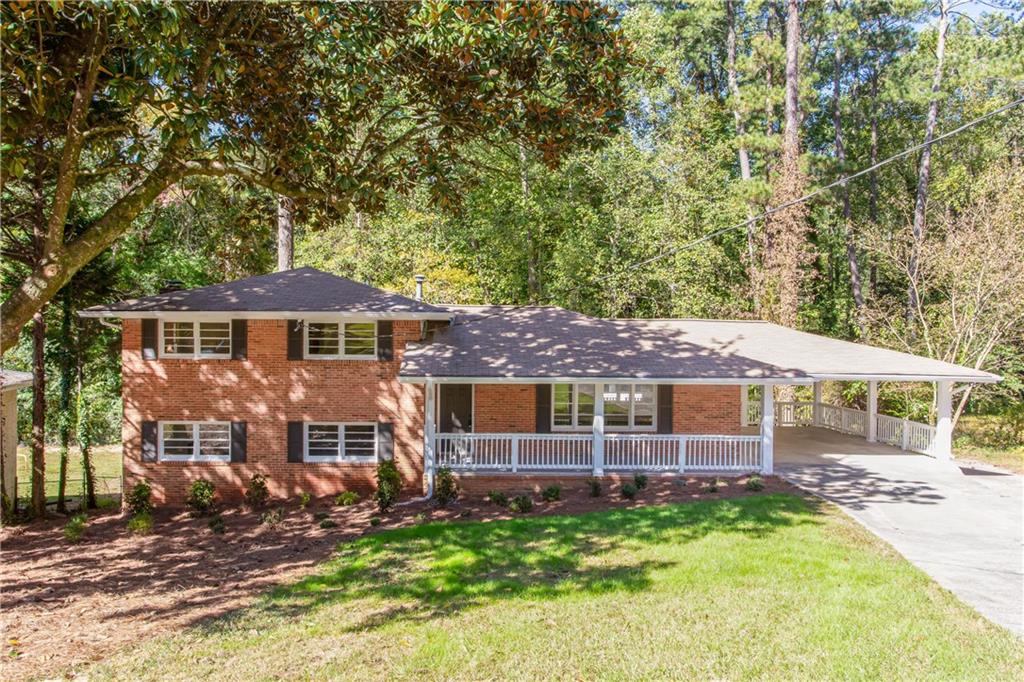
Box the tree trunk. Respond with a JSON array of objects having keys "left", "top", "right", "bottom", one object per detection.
[
  {"left": 276, "top": 195, "right": 295, "bottom": 272},
  {"left": 868, "top": 66, "right": 880, "bottom": 299},
  {"left": 30, "top": 310, "right": 46, "bottom": 518},
  {"left": 519, "top": 142, "right": 540, "bottom": 304},
  {"left": 75, "top": 360, "right": 97, "bottom": 509},
  {"left": 56, "top": 290, "right": 73, "bottom": 513},
  {"left": 907, "top": 0, "right": 950, "bottom": 325},
  {"left": 726, "top": 0, "right": 759, "bottom": 311},
  {"left": 832, "top": 2, "right": 865, "bottom": 333}
]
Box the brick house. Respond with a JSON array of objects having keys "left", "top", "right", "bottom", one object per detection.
[{"left": 81, "top": 267, "right": 997, "bottom": 505}]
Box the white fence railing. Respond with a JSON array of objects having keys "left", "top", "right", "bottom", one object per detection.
[
  {"left": 436, "top": 432, "right": 762, "bottom": 474},
  {"left": 745, "top": 399, "right": 936, "bottom": 456}
]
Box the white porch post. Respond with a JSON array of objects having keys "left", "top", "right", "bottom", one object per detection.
[
  {"left": 740, "top": 383, "right": 749, "bottom": 427},
  {"left": 812, "top": 381, "right": 823, "bottom": 426},
  {"left": 423, "top": 380, "right": 437, "bottom": 495},
  {"left": 760, "top": 384, "right": 774, "bottom": 475},
  {"left": 866, "top": 380, "right": 878, "bottom": 443},
  {"left": 933, "top": 380, "right": 953, "bottom": 460},
  {"left": 593, "top": 384, "right": 605, "bottom": 476}
]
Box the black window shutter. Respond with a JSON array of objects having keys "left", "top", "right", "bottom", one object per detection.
[
  {"left": 377, "top": 422, "right": 394, "bottom": 460},
  {"left": 535, "top": 384, "right": 551, "bottom": 433},
  {"left": 377, "top": 321, "right": 394, "bottom": 361},
  {"left": 657, "top": 385, "right": 674, "bottom": 434},
  {"left": 287, "top": 320, "right": 303, "bottom": 360},
  {"left": 231, "top": 320, "right": 247, "bottom": 360},
  {"left": 230, "top": 422, "right": 247, "bottom": 462},
  {"left": 141, "top": 319, "right": 158, "bottom": 360},
  {"left": 287, "top": 421, "right": 304, "bottom": 462},
  {"left": 141, "top": 421, "right": 158, "bottom": 462}
]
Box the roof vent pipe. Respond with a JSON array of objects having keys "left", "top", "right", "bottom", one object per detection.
[{"left": 414, "top": 274, "right": 426, "bottom": 302}]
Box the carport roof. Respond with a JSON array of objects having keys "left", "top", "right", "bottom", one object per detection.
[{"left": 399, "top": 306, "right": 999, "bottom": 384}]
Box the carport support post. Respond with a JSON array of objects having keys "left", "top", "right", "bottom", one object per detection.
[
  {"left": 592, "top": 386, "right": 605, "bottom": 476},
  {"left": 424, "top": 380, "right": 436, "bottom": 496},
  {"left": 740, "top": 383, "right": 749, "bottom": 427},
  {"left": 812, "top": 381, "right": 823, "bottom": 426},
  {"left": 866, "top": 380, "right": 878, "bottom": 443},
  {"left": 934, "top": 380, "right": 953, "bottom": 460},
  {"left": 760, "top": 384, "right": 774, "bottom": 475}
]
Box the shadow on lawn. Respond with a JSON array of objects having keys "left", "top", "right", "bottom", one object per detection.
[{"left": 201, "top": 493, "right": 821, "bottom": 634}]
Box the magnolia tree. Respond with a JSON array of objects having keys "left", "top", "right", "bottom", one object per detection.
[
  {"left": 865, "top": 164, "right": 1024, "bottom": 424},
  {"left": 0, "top": 0, "right": 637, "bottom": 351}
]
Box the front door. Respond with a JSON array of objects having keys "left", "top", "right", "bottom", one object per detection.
[{"left": 439, "top": 384, "right": 473, "bottom": 433}]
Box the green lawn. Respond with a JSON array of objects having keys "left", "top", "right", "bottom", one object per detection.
[
  {"left": 955, "top": 415, "right": 1024, "bottom": 474},
  {"left": 86, "top": 494, "right": 1023, "bottom": 681},
  {"left": 15, "top": 444, "right": 122, "bottom": 501}
]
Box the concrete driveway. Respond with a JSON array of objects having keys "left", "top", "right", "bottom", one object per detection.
[{"left": 774, "top": 427, "right": 1024, "bottom": 636}]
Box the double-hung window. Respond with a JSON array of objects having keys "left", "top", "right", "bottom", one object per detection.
[
  {"left": 161, "top": 321, "right": 231, "bottom": 359},
  {"left": 304, "top": 423, "right": 378, "bottom": 462},
  {"left": 552, "top": 383, "right": 655, "bottom": 431},
  {"left": 159, "top": 421, "right": 231, "bottom": 461},
  {"left": 305, "top": 322, "right": 376, "bottom": 359}
]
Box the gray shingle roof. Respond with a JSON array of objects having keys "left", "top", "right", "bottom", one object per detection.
[
  {"left": 1, "top": 369, "right": 33, "bottom": 390},
  {"left": 400, "top": 306, "right": 998, "bottom": 383},
  {"left": 79, "top": 267, "right": 450, "bottom": 318}
]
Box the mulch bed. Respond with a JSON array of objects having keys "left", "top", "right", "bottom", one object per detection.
[{"left": 0, "top": 474, "right": 794, "bottom": 680}]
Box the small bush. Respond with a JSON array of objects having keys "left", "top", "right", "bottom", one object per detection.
[
  {"left": 319, "top": 518, "right": 337, "bottom": 529},
  {"left": 335, "top": 491, "right": 360, "bottom": 506},
  {"left": 620, "top": 483, "right": 638, "bottom": 500},
  {"left": 745, "top": 475, "right": 765, "bottom": 492},
  {"left": 369, "top": 516, "right": 382, "bottom": 526},
  {"left": 508, "top": 495, "right": 533, "bottom": 513},
  {"left": 96, "top": 496, "right": 118, "bottom": 510},
  {"left": 126, "top": 512, "right": 154, "bottom": 535},
  {"left": 244, "top": 473, "right": 270, "bottom": 509},
  {"left": 704, "top": 478, "right": 721, "bottom": 493},
  {"left": 313, "top": 511, "right": 329, "bottom": 521},
  {"left": 414, "top": 512, "right": 427, "bottom": 523},
  {"left": 587, "top": 478, "right": 602, "bottom": 497},
  {"left": 435, "top": 466, "right": 458, "bottom": 507},
  {"left": 298, "top": 492, "right": 312, "bottom": 509},
  {"left": 185, "top": 479, "right": 216, "bottom": 516},
  {"left": 64, "top": 514, "right": 87, "bottom": 542},
  {"left": 260, "top": 507, "right": 284, "bottom": 525},
  {"left": 207, "top": 514, "right": 226, "bottom": 534},
  {"left": 125, "top": 480, "right": 153, "bottom": 516},
  {"left": 633, "top": 473, "right": 649, "bottom": 490},
  {"left": 486, "top": 490, "right": 509, "bottom": 507},
  {"left": 375, "top": 460, "right": 401, "bottom": 513},
  {"left": 541, "top": 485, "right": 561, "bottom": 502}
]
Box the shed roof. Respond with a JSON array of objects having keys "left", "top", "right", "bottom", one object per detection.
[
  {"left": 79, "top": 268, "right": 451, "bottom": 319},
  {"left": 1, "top": 369, "right": 33, "bottom": 390},
  {"left": 399, "top": 306, "right": 998, "bottom": 384}
]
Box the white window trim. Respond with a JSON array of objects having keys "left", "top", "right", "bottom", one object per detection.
[
  {"left": 303, "top": 422, "right": 379, "bottom": 463},
  {"left": 551, "top": 382, "right": 657, "bottom": 432},
  {"left": 158, "top": 421, "right": 232, "bottom": 462},
  {"left": 159, "top": 320, "right": 232, "bottom": 360},
  {"left": 302, "top": 321, "right": 378, "bottom": 360}
]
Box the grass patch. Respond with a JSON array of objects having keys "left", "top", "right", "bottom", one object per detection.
[
  {"left": 955, "top": 415, "right": 1024, "bottom": 473},
  {"left": 85, "top": 494, "right": 1023, "bottom": 680},
  {"left": 15, "top": 444, "right": 122, "bottom": 500}
]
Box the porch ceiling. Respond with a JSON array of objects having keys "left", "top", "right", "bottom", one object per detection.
[{"left": 399, "top": 306, "right": 998, "bottom": 385}]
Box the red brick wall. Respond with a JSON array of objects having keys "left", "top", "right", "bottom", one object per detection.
[
  {"left": 673, "top": 385, "right": 742, "bottom": 434},
  {"left": 473, "top": 384, "right": 535, "bottom": 432},
  {"left": 122, "top": 319, "right": 425, "bottom": 505}
]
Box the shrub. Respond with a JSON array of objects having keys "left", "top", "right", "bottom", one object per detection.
[
  {"left": 319, "top": 518, "right": 337, "bottom": 529},
  {"left": 587, "top": 478, "right": 602, "bottom": 497},
  {"left": 260, "top": 507, "right": 285, "bottom": 525},
  {"left": 335, "top": 491, "right": 360, "bottom": 506},
  {"left": 208, "top": 514, "right": 226, "bottom": 534},
  {"left": 414, "top": 512, "right": 427, "bottom": 523},
  {"left": 96, "top": 496, "right": 118, "bottom": 510},
  {"left": 508, "top": 495, "right": 533, "bottom": 513},
  {"left": 370, "top": 516, "right": 382, "bottom": 526},
  {"left": 435, "top": 466, "right": 458, "bottom": 507},
  {"left": 375, "top": 460, "right": 401, "bottom": 513},
  {"left": 541, "top": 485, "right": 561, "bottom": 502},
  {"left": 620, "top": 483, "right": 637, "bottom": 500},
  {"left": 298, "top": 492, "right": 312, "bottom": 509},
  {"left": 185, "top": 479, "right": 216, "bottom": 515},
  {"left": 313, "top": 511, "right": 329, "bottom": 521},
  {"left": 125, "top": 480, "right": 153, "bottom": 516},
  {"left": 63, "top": 514, "right": 87, "bottom": 542},
  {"left": 487, "top": 490, "right": 509, "bottom": 507},
  {"left": 633, "top": 473, "right": 649, "bottom": 490},
  {"left": 704, "top": 478, "right": 721, "bottom": 493},
  {"left": 126, "top": 512, "right": 154, "bottom": 535},
  {"left": 244, "top": 474, "right": 270, "bottom": 509},
  {"left": 745, "top": 475, "right": 765, "bottom": 492}
]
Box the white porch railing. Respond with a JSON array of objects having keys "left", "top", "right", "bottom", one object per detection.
[
  {"left": 745, "top": 399, "right": 935, "bottom": 456},
  {"left": 436, "top": 432, "right": 763, "bottom": 474}
]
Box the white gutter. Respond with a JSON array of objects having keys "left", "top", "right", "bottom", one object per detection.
[
  {"left": 78, "top": 310, "right": 454, "bottom": 321},
  {"left": 398, "top": 375, "right": 813, "bottom": 385}
]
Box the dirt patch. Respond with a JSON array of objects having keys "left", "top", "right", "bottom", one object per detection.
[{"left": 0, "top": 474, "right": 794, "bottom": 680}]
